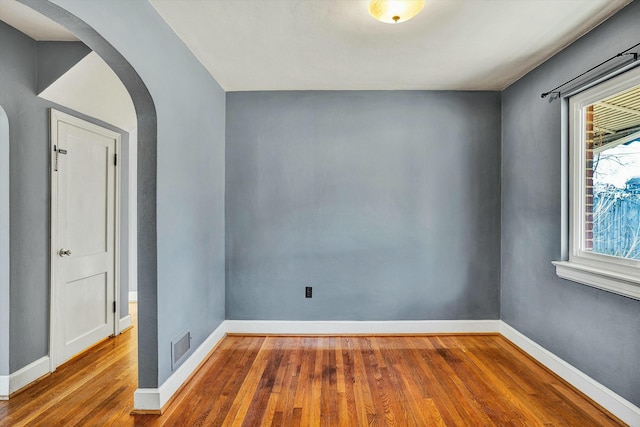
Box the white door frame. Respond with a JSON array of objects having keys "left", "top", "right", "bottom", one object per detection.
[
  {"left": 0, "top": 105, "right": 10, "bottom": 387},
  {"left": 49, "top": 109, "right": 121, "bottom": 372}
]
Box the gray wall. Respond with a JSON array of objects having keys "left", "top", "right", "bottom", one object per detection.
[
  {"left": 36, "top": 41, "right": 91, "bottom": 93},
  {"left": 501, "top": 1, "right": 640, "bottom": 406},
  {"left": 226, "top": 91, "right": 501, "bottom": 320},
  {"left": 1, "top": 21, "right": 55, "bottom": 372},
  {"left": 47, "top": 0, "right": 227, "bottom": 386},
  {"left": 0, "top": 21, "right": 132, "bottom": 371}
]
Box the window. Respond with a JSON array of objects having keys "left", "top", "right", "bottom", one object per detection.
[{"left": 554, "top": 67, "right": 640, "bottom": 300}]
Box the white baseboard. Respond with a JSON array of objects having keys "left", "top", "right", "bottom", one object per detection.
[
  {"left": 0, "top": 374, "right": 8, "bottom": 399},
  {"left": 128, "top": 291, "right": 138, "bottom": 302},
  {"left": 500, "top": 322, "right": 640, "bottom": 427},
  {"left": 224, "top": 319, "right": 502, "bottom": 335},
  {"left": 119, "top": 315, "right": 132, "bottom": 332},
  {"left": 133, "top": 321, "right": 227, "bottom": 412},
  {"left": 133, "top": 388, "right": 162, "bottom": 412},
  {"left": 0, "top": 356, "right": 50, "bottom": 399}
]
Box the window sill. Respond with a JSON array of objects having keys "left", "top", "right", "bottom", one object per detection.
[{"left": 552, "top": 261, "right": 640, "bottom": 301}]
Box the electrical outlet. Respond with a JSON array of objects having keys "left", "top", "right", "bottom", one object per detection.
[{"left": 305, "top": 286, "right": 312, "bottom": 298}]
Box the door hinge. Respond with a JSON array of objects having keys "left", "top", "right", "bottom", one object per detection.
[
  {"left": 113, "top": 301, "right": 116, "bottom": 313},
  {"left": 114, "top": 153, "right": 118, "bottom": 166}
]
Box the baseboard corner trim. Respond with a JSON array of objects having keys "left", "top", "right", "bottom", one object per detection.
[
  {"left": 500, "top": 321, "right": 640, "bottom": 427},
  {"left": 133, "top": 321, "right": 227, "bottom": 412},
  {"left": 224, "top": 319, "right": 501, "bottom": 335},
  {"left": 6, "top": 356, "right": 50, "bottom": 397},
  {"left": 133, "top": 388, "right": 162, "bottom": 413},
  {"left": 0, "top": 375, "right": 8, "bottom": 399}
]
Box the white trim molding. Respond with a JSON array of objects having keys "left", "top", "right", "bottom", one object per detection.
[
  {"left": 553, "top": 261, "right": 640, "bottom": 300},
  {"left": 0, "top": 356, "right": 50, "bottom": 399},
  {"left": 500, "top": 322, "right": 640, "bottom": 427},
  {"left": 133, "top": 321, "right": 227, "bottom": 412},
  {"left": 224, "top": 319, "right": 501, "bottom": 335},
  {"left": 119, "top": 315, "right": 132, "bottom": 332},
  {"left": 0, "top": 375, "right": 8, "bottom": 400},
  {"left": 0, "top": 106, "right": 9, "bottom": 398},
  {"left": 128, "top": 291, "right": 138, "bottom": 302},
  {"left": 561, "top": 66, "right": 640, "bottom": 301},
  {"left": 132, "top": 388, "right": 162, "bottom": 412}
]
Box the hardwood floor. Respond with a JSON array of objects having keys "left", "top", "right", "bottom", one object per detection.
[
  {"left": 0, "top": 304, "right": 139, "bottom": 426},
  {"left": 0, "top": 308, "right": 625, "bottom": 426}
]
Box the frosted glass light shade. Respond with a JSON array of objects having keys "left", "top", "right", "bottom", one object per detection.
[{"left": 368, "top": 0, "right": 425, "bottom": 24}]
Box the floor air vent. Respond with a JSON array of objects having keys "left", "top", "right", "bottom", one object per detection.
[{"left": 171, "top": 329, "right": 191, "bottom": 371}]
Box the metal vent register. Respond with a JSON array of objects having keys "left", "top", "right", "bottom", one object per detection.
[{"left": 171, "top": 329, "right": 191, "bottom": 371}]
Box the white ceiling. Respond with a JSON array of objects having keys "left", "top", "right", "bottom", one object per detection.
[
  {"left": 0, "top": 0, "right": 77, "bottom": 41},
  {"left": 149, "top": 0, "right": 631, "bottom": 91},
  {"left": 39, "top": 52, "right": 137, "bottom": 132},
  {"left": 0, "top": 0, "right": 633, "bottom": 91}
]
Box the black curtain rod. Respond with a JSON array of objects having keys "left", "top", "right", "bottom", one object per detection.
[{"left": 540, "top": 41, "right": 640, "bottom": 99}]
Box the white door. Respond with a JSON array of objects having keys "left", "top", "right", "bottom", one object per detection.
[{"left": 50, "top": 109, "right": 120, "bottom": 369}]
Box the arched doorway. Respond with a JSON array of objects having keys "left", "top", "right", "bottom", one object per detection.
[
  {"left": 16, "top": 0, "right": 159, "bottom": 391},
  {"left": 3, "top": 0, "right": 227, "bottom": 415}
]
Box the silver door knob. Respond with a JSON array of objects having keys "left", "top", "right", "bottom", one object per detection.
[{"left": 58, "top": 248, "right": 72, "bottom": 257}]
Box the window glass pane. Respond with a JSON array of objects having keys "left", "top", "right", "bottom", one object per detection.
[{"left": 586, "top": 84, "right": 640, "bottom": 260}]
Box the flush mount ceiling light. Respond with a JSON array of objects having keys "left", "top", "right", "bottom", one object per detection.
[{"left": 368, "top": 0, "right": 425, "bottom": 24}]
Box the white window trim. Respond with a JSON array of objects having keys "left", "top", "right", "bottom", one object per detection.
[{"left": 553, "top": 66, "right": 640, "bottom": 301}]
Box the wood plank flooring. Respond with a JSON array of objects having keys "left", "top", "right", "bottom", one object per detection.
[
  {"left": 0, "top": 307, "right": 625, "bottom": 426},
  {"left": 0, "top": 305, "right": 139, "bottom": 426}
]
